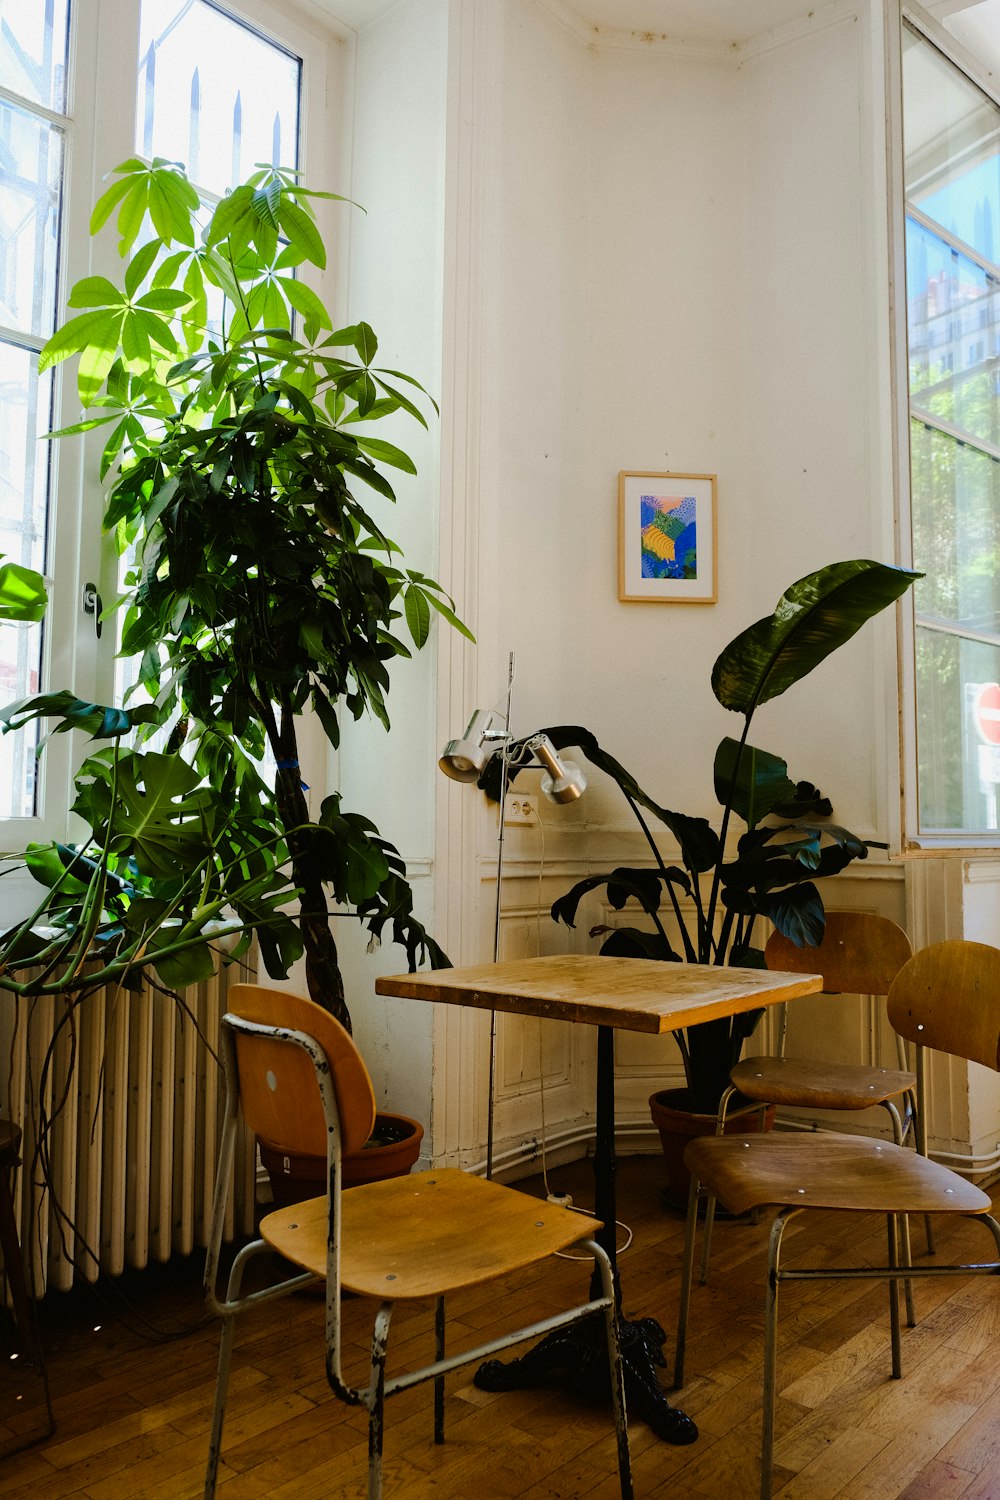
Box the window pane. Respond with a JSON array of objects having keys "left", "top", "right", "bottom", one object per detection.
[
  {"left": 0, "top": 0, "right": 70, "bottom": 112},
  {"left": 910, "top": 421, "right": 1000, "bottom": 635},
  {"left": 906, "top": 221, "right": 1000, "bottom": 451},
  {"left": 904, "top": 23, "right": 1000, "bottom": 839},
  {"left": 903, "top": 26, "right": 1000, "bottom": 256},
  {"left": 137, "top": 1, "right": 300, "bottom": 196},
  {"left": 0, "top": 618, "right": 39, "bottom": 816},
  {"left": 915, "top": 629, "right": 1000, "bottom": 832},
  {"left": 0, "top": 102, "right": 64, "bottom": 341},
  {"left": 0, "top": 342, "right": 51, "bottom": 575}
]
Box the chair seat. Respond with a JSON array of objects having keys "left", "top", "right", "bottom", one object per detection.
[
  {"left": 730, "top": 1055, "right": 915, "bottom": 1111},
  {"left": 260, "top": 1167, "right": 598, "bottom": 1300},
  {"left": 685, "top": 1130, "right": 991, "bottom": 1218}
]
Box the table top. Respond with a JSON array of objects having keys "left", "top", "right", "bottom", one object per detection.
[{"left": 375, "top": 954, "right": 822, "bottom": 1035}]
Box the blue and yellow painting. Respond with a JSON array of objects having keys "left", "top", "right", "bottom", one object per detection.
[{"left": 640, "top": 494, "right": 697, "bottom": 580}]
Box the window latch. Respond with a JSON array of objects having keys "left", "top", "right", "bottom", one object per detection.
[{"left": 82, "top": 582, "right": 102, "bottom": 639}]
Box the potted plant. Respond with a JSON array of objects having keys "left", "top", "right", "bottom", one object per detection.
[
  {"left": 484, "top": 560, "right": 919, "bottom": 1203},
  {"left": 2, "top": 158, "right": 468, "bottom": 1197}
]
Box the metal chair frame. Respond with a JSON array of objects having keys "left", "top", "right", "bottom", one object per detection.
[
  {"left": 203, "top": 1012, "right": 633, "bottom": 1500},
  {"left": 699, "top": 914, "right": 931, "bottom": 1305},
  {"left": 672, "top": 938, "right": 1000, "bottom": 1500}
]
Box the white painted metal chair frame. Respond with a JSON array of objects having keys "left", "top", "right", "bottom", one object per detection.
[{"left": 203, "top": 1013, "right": 633, "bottom": 1500}]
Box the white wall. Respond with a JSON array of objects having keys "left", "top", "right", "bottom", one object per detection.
[
  {"left": 335, "top": 0, "right": 998, "bottom": 1183},
  {"left": 449, "top": 1, "right": 903, "bottom": 1164},
  {"left": 334, "top": 0, "right": 449, "bottom": 1133}
]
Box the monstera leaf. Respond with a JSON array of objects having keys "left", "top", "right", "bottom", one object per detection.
[
  {"left": 73, "top": 750, "right": 212, "bottom": 879},
  {"left": 0, "top": 691, "right": 160, "bottom": 741}
]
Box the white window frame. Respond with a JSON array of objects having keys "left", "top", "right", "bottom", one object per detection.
[
  {"left": 0, "top": 0, "right": 351, "bottom": 860},
  {"left": 893, "top": 1, "right": 1000, "bottom": 855}
]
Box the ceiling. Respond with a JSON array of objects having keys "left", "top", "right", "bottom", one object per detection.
[
  {"left": 327, "top": 1, "right": 1000, "bottom": 73},
  {"left": 326, "top": 0, "right": 821, "bottom": 47},
  {"left": 547, "top": 0, "right": 823, "bottom": 47}
]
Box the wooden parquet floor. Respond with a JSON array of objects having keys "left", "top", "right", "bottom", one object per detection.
[{"left": 0, "top": 1154, "right": 998, "bottom": 1498}]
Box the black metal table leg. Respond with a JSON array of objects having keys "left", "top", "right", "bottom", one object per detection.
[{"left": 474, "top": 1024, "right": 698, "bottom": 1445}]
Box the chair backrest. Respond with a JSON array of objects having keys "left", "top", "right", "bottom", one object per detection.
[
  {"left": 888, "top": 939, "right": 1000, "bottom": 1072},
  {"left": 225, "top": 983, "right": 377, "bottom": 1157},
  {"left": 765, "top": 911, "right": 912, "bottom": 996}
]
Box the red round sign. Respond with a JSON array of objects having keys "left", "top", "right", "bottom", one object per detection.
[{"left": 974, "top": 683, "right": 1000, "bottom": 746}]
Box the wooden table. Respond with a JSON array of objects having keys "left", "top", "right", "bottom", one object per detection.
[{"left": 376, "top": 954, "right": 822, "bottom": 1443}]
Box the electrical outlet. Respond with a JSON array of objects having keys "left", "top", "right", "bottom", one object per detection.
[{"left": 504, "top": 793, "right": 538, "bottom": 825}]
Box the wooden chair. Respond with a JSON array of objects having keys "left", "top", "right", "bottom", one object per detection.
[
  {"left": 203, "top": 984, "right": 632, "bottom": 1500},
  {"left": 673, "top": 938, "right": 1000, "bottom": 1500},
  {"left": 699, "top": 912, "right": 924, "bottom": 1288}
]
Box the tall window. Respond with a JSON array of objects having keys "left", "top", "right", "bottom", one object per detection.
[
  {"left": 0, "top": 1, "right": 69, "bottom": 815},
  {"left": 0, "top": 0, "right": 316, "bottom": 834},
  {"left": 115, "top": 0, "right": 301, "bottom": 717},
  {"left": 903, "top": 19, "right": 1000, "bottom": 837}
]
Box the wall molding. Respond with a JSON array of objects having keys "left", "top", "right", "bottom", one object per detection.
[{"left": 534, "top": 0, "right": 861, "bottom": 63}]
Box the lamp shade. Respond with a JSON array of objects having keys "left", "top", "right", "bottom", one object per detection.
[
  {"left": 438, "top": 709, "right": 499, "bottom": 782},
  {"left": 530, "top": 735, "right": 587, "bottom": 804}
]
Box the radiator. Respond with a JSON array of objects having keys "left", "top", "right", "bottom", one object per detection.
[{"left": 0, "top": 963, "right": 257, "bottom": 1295}]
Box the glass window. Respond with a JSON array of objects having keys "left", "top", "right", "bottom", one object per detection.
[
  {"left": 903, "top": 22, "right": 1000, "bottom": 837},
  {"left": 114, "top": 2, "right": 302, "bottom": 724},
  {"left": 0, "top": 13, "right": 68, "bottom": 817},
  {"left": 0, "top": 0, "right": 70, "bottom": 113},
  {"left": 136, "top": 1, "right": 300, "bottom": 197}
]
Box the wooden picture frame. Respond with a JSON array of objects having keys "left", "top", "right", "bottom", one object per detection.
[{"left": 617, "top": 470, "right": 717, "bottom": 603}]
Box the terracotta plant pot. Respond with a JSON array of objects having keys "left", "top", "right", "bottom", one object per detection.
[
  {"left": 259, "top": 1112, "right": 424, "bottom": 1209},
  {"left": 649, "top": 1087, "right": 776, "bottom": 1213}
]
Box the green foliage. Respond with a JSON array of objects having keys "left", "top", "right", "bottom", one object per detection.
[
  {"left": 0, "top": 556, "right": 47, "bottom": 623},
  {"left": 2, "top": 159, "right": 464, "bottom": 1023},
  {"left": 490, "top": 559, "right": 920, "bottom": 1111}
]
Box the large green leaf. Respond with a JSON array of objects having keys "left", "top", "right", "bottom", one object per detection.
[
  {"left": 148, "top": 930, "right": 218, "bottom": 989},
  {"left": 711, "top": 560, "right": 920, "bottom": 717},
  {"left": 713, "top": 737, "right": 797, "bottom": 828},
  {"left": 0, "top": 558, "right": 47, "bottom": 622},
  {"left": 0, "top": 692, "right": 160, "bottom": 740},
  {"left": 82, "top": 750, "right": 212, "bottom": 879}
]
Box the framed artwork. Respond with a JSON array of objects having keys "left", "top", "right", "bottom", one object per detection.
[{"left": 617, "top": 471, "right": 717, "bottom": 603}]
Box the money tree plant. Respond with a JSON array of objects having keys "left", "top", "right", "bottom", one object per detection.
[{"left": 3, "top": 158, "right": 468, "bottom": 1028}]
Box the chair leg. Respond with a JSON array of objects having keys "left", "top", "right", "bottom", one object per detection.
[
  {"left": 204, "top": 1240, "right": 267, "bottom": 1499},
  {"left": 881, "top": 1102, "right": 917, "bottom": 1324},
  {"left": 912, "top": 1064, "right": 935, "bottom": 1256},
  {"left": 699, "top": 1190, "right": 718, "bottom": 1285},
  {"left": 899, "top": 1212, "right": 916, "bottom": 1328},
  {"left": 673, "top": 1167, "right": 702, "bottom": 1390},
  {"left": 761, "top": 1208, "right": 794, "bottom": 1500},
  {"left": 887, "top": 1215, "right": 902, "bottom": 1379},
  {"left": 434, "top": 1296, "right": 445, "bottom": 1445},
  {"left": 697, "top": 1085, "right": 736, "bottom": 1284},
  {"left": 368, "top": 1302, "right": 393, "bottom": 1500},
  {"left": 592, "top": 1242, "right": 633, "bottom": 1500}
]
